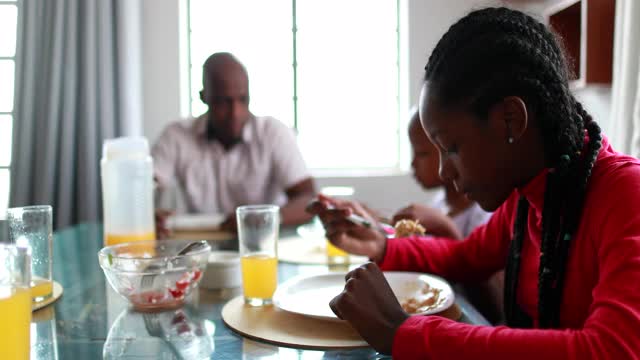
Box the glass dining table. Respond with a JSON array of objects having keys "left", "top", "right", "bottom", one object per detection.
[{"left": 30, "top": 223, "right": 490, "bottom": 359}]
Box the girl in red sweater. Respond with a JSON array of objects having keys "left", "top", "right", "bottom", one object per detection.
[{"left": 308, "top": 7, "right": 640, "bottom": 359}]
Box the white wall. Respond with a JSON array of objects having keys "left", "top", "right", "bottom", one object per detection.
[
  {"left": 138, "top": 0, "right": 612, "bottom": 212},
  {"left": 117, "top": 0, "right": 144, "bottom": 136},
  {"left": 574, "top": 86, "right": 613, "bottom": 133},
  {"left": 405, "top": 0, "right": 506, "bottom": 105},
  {"left": 141, "top": 0, "right": 183, "bottom": 142}
]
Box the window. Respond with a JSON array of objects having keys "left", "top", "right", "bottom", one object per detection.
[
  {"left": 187, "top": 0, "right": 401, "bottom": 172},
  {"left": 0, "top": 0, "right": 19, "bottom": 218}
]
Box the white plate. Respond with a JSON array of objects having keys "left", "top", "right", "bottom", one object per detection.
[
  {"left": 272, "top": 271, "right": 454, "bottom": 322},
  {"left": 296, "top": 222, "right": 325, "bottom": 242},
  {"left": 167, "top": 213, "right": 226, "bottom": 231}
]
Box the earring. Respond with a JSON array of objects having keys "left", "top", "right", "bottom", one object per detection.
[{"left": 508, "top": 137, "right": 514, "bottom": 144}]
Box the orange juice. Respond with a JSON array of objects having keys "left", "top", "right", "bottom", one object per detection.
[
  {"left": 326, "top": 240, "right": 348, "bottom": 257},
  {"left": 31, "top": 277, "right": 53, "bottom": 301},
  {"left": 0, "top": 287, "right": 31, "bottom": 360},
  {"left": 105, "top": 232, "right": 155, "bottom": 246},
  {"left": 241, "top": 254, "right": 278, "bottom": 301},
  {"left": 327, "top": 240, "right": 349, "bottom": 264}
]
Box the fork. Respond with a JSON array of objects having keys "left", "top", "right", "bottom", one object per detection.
[
  {"left": 140, "top": 241, "right": 208, "bottom": 290},
  {"left": 324, "top": 205, "right": 394, "bottom": 234}
]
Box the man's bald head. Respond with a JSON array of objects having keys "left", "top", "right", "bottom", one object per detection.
[
  {"left": 200, "top": 52, "right": 251, "bottom": 147},
  {"left": 202, "top": 52, "right": 248, "bottom": 87}
]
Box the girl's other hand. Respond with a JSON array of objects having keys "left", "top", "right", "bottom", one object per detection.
[{"left": 330, "top": 262, "right": 409, "bottom": 354}]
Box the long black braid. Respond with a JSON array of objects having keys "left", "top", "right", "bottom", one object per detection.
[{"left": 424, "top": 7, "right": 602, "bottom": 328}]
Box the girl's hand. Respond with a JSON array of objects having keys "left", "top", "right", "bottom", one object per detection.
[
  {"left": 330, "top": 262, "right": 409, "bottom": 354},
  {"left": 306, "top": 194, "right": 388, "bottom": 262}
]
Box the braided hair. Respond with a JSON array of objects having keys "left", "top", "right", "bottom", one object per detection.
[{"left": 423, "top": 7, "right": 602, "bottom": 328}]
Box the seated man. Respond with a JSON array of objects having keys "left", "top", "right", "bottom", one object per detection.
[{"left": 153, "top": 52, "right": 315, "bottom": 234}]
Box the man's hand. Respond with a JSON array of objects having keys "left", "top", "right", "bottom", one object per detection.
[
  {"left": 219, "top": 213, "right": 238, "bottom": 232},
  {"left": 330, "top": 262, "right": 409, "bottom": 355},
  {"left": 155, "top": 209, "right": 174, "bottom": 239},
  {"left": 281, "top": 177, "right": 316, "bottom": 226},
  {"left": 306, "top": 194, "right": 388, "bottom": 262}
]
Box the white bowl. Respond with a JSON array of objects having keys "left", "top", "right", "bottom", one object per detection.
[{"left": 200, "top": 251, "right": 241, "bottom": 289}]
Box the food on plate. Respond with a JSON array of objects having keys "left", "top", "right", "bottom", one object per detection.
[
  {"left": 400, "top": 282, "right": 444, "bottom": 314},
  {"left": 394, "top": 219, "right": 426, "bottom": 238}
]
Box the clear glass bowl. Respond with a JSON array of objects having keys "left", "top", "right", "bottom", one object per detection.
[{"left": 98, "top": 240, "right": 211, "bottom": 312}]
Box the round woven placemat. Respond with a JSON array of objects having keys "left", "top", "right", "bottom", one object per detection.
[{"left": 221, "top": 295, "right": 462, "bottom": 350}]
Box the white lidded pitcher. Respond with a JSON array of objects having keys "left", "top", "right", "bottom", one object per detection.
[{"left": 101, "top": 137, "right": 156, "bottom": 246}]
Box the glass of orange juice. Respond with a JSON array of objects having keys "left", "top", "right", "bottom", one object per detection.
[
  {"left": 237, "top": 205, "right": 279, "bottom": 306},
  {"left": 326, "top": 240, "right": 349, "bottom": 264},
  {"left": 0, "top": 244, "right": 32, "bottom": 360},
  {"left": 7, "top": 205, "right": 54, "bottom": 302}
]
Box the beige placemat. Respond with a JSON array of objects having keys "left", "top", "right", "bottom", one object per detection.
[
  {"left": 278, "top": 236, "right": 369, "bottom": 265},
  {"left": 32, "top": 303, "right": 55, "bottom": 322},
  {"left": 32, "top": 281, "right": 63, "bottom": 312},
  {"left": 222, "top": 295, "right": 463, "bottom": 350},
  {"left": 172, "top": 230, "right": 235, "bottom": 242},
  {"left": 222, "top": 295, "right": 368, "bottom": 349}
]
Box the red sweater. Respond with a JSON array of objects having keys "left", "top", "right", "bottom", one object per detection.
[{"left": 379, "top": 137, "right": 640, "bottom": 359}]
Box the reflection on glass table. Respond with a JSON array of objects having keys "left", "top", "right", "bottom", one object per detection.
[
  {"left": 31, "top": 306, "right": 59, "bottom": 360},
  {"left": 103, "top": 305, "right": 214, "bottom": 359},
  {"left": 43, "top": 223, "right": 489, "bottom": 359},
  {"left": 241, "top": 338, "right": 392, "bottom": 360}
]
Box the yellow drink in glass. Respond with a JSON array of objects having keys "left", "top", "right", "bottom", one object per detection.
[
  {"left": 327, "top": 240, "right": 349, "bottom": 264},
  {"left": 241, "top": 254, "right": 278, "bottom": 305},
  {"left": 0, "top": 288, "right": 31, "bottom": 360},
  {"left": 31, "top": 276, "right": 53, "bottom": 301},
  {"left": 105, "top": 232, "right": 156, "bottom": 246}
]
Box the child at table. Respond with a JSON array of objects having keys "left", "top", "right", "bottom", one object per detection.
[
  {"left": 308, "top": 7, "right": 640, "bottom": 359},
  {"left": 393, "top": 109, "right": 492, "bottom": 239}
]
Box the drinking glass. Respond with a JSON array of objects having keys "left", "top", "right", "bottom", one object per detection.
[
  {"left": 7, "top": 205, "right": 53, "bottom": 301},
  {"left": 236, "top": 205, "right": 279, "bottom": 306},
  {"left": 0, "top": 244, "right": 31, "bottom": 359}
]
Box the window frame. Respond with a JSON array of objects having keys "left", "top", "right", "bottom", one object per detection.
[
  {"left": 184, "top": 0, "right": 405, "bottom": 174},
  {"left": 0, "top": 0, "right": 20, "bottom": 217}
]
